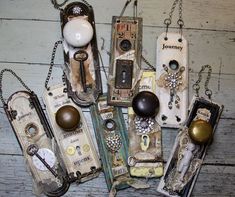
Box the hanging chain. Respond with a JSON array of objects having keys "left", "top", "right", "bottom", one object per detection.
[
  {"left": 133, "top": 0, "right": 138, "bottom": 18},
  {"left": 98, "top": 50, "right": 108, "bottom": 80},
  {"left": 45, "top": 40, "right": 63, "bottom": 90},
  {"left": 0, "top": 69, "right": 32, "bottom": 105},
  {"left": 141, "top": 55, "right": 156, "bottom": 71},
  {"left": 120, "top": 0, "right": 132, "bottom": 17},
  {"left": 192, "top": 65, "right": 212, "bottom": 99},
  {"left": 81, "top": 0, "right": 91, "bottom": 7},
  {"left": 50, "top": 0, "right": 90, "bottom": 11},
  {"left": 51, "top": 0, "right": 68, "bottom": 11},
  {"left": 164, "top": 0, "right": 184, "bottom": 38}
]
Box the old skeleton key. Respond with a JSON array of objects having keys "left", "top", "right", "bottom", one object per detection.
[
  {"left": 27, "top": 144, "right": 58, "bottom": 177},
  {"left": 74, "top": 50, "right": 89, "bottom": 92}
]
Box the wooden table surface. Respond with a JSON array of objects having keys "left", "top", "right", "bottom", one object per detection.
[{"left": 0, "top": 0, "right": 234, "bottom": 196}]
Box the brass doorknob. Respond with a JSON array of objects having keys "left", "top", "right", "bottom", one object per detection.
[
  {"left": 55, "top": 105, "right": 80, "bottom": 131},
  {"left": 188, "top": 119, "right": 213, "bottom": 145}
]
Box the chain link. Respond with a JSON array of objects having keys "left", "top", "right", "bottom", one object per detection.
[
  {"left": 51, "top": 0, "right": 68, "bottom": 11},
  {"left": 45, "top": 40, "right": 63, "bottom": 90},
  {"left": 141, "top": 55, "right": 156, "bottom": 71},
  {"left": 0, "top": 69, "right": 32, "bottom": 105},
  {"left": 120, "top": 0, "right": 132, "bottom": 17},
  {"left": 51, "top": 0, "right": 91, "bottom": 11},
  {"left": 81, "top": 0, "right": 91, "bottom": 7},
  {"left": 192, "top": 65, "right": 212, "bottom": 99},
  {"left": 133, "top": 0, "right": 138, "bottom": 18},
  {"left": 164, "top": 0, "right": 184, "bottom": 38}
]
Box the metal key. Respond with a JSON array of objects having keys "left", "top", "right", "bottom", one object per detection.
[
  {"left": 74, "top": 50, "right": 89, "bottom": 92},
  {"left": 27, "top": 144, "right": 58, "bottom": 177}
]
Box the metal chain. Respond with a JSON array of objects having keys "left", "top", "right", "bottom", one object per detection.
[
  {"left": 192, "top": 65, "right": 212, "bottom": 99},
  {"left": 98, "top": 50, "right": 108, "bottom": 80},
  {"left": 51, "top": 0, "right": 68, "bottom": 11},
  {"left": 141, "top": 55, "right": 156, "bottom": 71},
  {"left": 164, "top": 0, "right": 184, "bottom": 38},
  {"left": 81, "top": 0, "right": 91, "bottom": 7},
  {"left": 133, "top": 0, "right": 138, "bottom": 18},
  {"left": 50, "top": 0, "right": 90, "bottom": 11},
  {"left": 45, "top": 40, "right": 63, "bottom": 90},
  {"left": 0, "top": 69, "right": 32, "bottom": 105},
  {"left": 120, "top": 0, "right": 132, "bottom": 17}
]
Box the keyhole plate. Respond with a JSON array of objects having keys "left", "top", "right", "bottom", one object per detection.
[{"left": 115, "top": 59, "right": 133, "bottom": 89}]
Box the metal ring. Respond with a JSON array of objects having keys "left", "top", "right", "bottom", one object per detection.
[
  {"left": 205, "top": 89, "right": 212, "bottom": 97},
  {"left": 164, "top": 18, "right": 171, "bottom": 26},
  {"left": 128, "top": 156, "right": 137, "bottom": 167},
  {"left": 177, "top": 19, "right": 184, "bottom": 27},
  {"left": 104, "top": 119, "right": 116, "bottom": 131},
  {"left": 25, "top": 123, "right": 39, "bottom": 138}
]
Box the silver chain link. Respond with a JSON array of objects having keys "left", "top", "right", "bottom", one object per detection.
[
  {"left": 45, "top": 40, "right": 63, "bottom": 90},
  {"left": 192, "top": 65, "right": 212, "bottom": 99},
  {"left": 164, "top": 0, "right": 184, "bottom": 39},
  {"left": 0, "top": 69, "right": 32, "bottom": 105}
]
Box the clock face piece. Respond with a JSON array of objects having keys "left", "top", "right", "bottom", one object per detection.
[{"left": 32, "top": 148, "right": 56, "bottom": 171}]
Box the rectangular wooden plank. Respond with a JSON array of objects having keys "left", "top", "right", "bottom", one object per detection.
[
  {"left": 0, "top": 20, "right": 235, "bottom": 75},
  {"left": 0, "top": 0, "right": 234, "bottom": 31}
]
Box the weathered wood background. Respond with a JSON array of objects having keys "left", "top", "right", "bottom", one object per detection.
[{"left": 0, "top": 0, "right": 234, "bottom": 196}]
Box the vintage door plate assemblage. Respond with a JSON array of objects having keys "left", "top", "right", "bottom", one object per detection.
[
  {"left": 43, "top": 43, "right": 101, "bottom": 183},
  {"left": 0, "top": 69, "right": 70, "bottom": 197},
  {"left": 90, "top": 95, "right": 149, "bottom": 196},
  {"left": 156, "top": 0, "right": 188, "bottom": 128},
  {"left": 157, "top": 65, "right": 224, "bottom": 197},
  {"left": 107, "top": 16, "right": 143, "bottom": 107},
  {"left": 43, "top": 84, "right": 101, "bottom": 183},
  {"left": 128, "top": 71, "right": 163, "bottom": 177},
  {"left": 156, "top": 32, "right": 188, "bottom": 128},
  {"left": 51, "top": 0, "right": 102, "bottom": 106}
]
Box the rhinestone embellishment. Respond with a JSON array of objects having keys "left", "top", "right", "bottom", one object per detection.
[
  {"left": 163, "top": 65, "right": 185, "bottom": 109},
  {"left": 106, "top": 134, "right": 122, "bottom": 153},
  {"left": 134, "top": 116, "right": 155, "bottom": 134},
  {"left": 164, "top": 66, "right": 184, "bottom": 90},
  {"left": 72, "top": 6, "right": 82, "bottom": 15}
]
